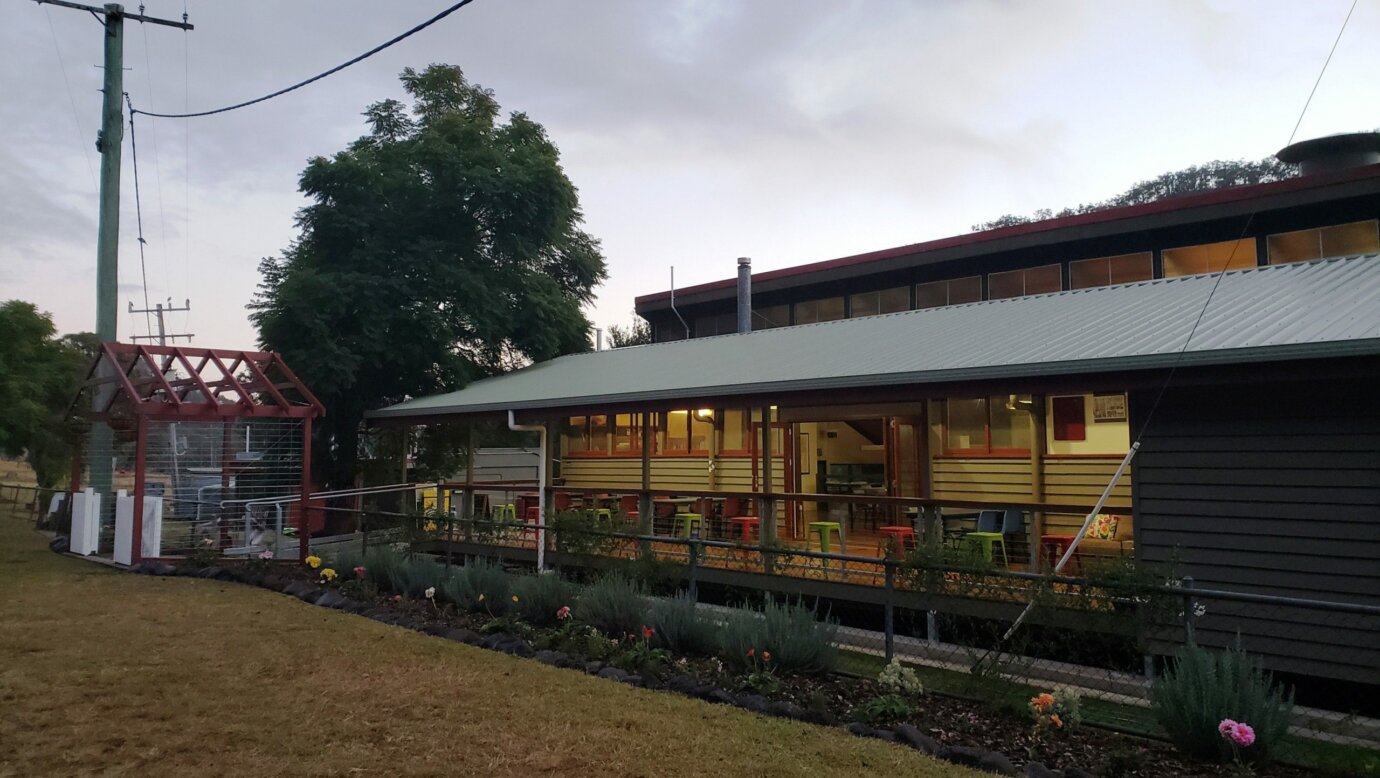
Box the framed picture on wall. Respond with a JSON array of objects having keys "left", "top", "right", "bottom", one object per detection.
[{"left": 1093, "top": 392, "right": 1127, "bottom": 423}]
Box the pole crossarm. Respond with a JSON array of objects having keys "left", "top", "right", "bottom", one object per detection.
[{"left": 33, "top": 0, "right": 193, "bottom": 29}]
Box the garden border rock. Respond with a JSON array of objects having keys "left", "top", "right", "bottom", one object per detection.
[{"left": 107, "top": 560, "right": 1096, "bottom": 776}]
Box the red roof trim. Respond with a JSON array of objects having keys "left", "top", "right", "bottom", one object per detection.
[{"left": 636, "top": 164, "right": 1380, "bottom": 306}]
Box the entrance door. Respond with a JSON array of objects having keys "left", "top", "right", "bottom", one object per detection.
[{"left": 889, "top": 417, "right": 925, "bottom": 504}]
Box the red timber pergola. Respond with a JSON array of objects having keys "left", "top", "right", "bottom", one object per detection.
[{"left": 72, "top": 343, "right": 325, "bottom": 563}]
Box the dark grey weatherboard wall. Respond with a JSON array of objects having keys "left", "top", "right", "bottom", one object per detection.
[{"left": 1131, "top": 366, "right": 1380, "bottom": 684}]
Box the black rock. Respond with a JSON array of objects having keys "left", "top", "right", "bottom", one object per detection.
[
  {"left": 238, "top": 571, "right": 264, "bottom": 587},
  {"left": 584, "top": 661, "right": 605, "bottom": 675},
  {"left": 500, "top": 640, "right": 534, "bottom": 658},
  {"left": 765, "top": 701, "right": 805, "bottom": 721},
  {"left": 736, "top": 694, "right": 770, "bottom": 714},
  {"left": 421, "top": 624, "right": 449, "bottom": 636},
  {"left": 315, "top": 590, "right": 349, "bottom": 609},
  {"left": 846, "top": 722, "right": 876, "bottom": 738},
  {"left": 282, "top": 581, "right": 315, "bottom": 599},
  {"left": 534, "top": 650, "right": 567, "bottom": 666},
  {"left": 938, "top": 745, "right": 987, "bottom": 768},
  {"left": 297, "top": 586, "right": 326, "bottom": 603},
  {"left": 367, "top": 609, "right": 401, "bottom": 625},
  {"left": 977, "top": 751, "right": 1017, "bottom": 775},
  {"left": 1024, "top": 761, "right": 1060, "bottom": 778},
  {"left": 195, "top": 566, "right": 225, "bottom": 579},
  {"left": 871, "top": 729, "right": 898, "bottom": 742},
  {"left": 149, "top": 562, "right": 178, "bottom": 576},
  {"left": 799, "top": 709, "right": 837, "bottom": 727},
  {"left": 49, "top": 536, "right": 70, "bottom": 554},
  {"left": 480, "top": 632, "right": 516, "bottom": 651},
  {"left": 345, "top": 601, "right": 371, "bottom": 615},
  {"left": 894, "top": 723, "right": 940, "bottom": 755},
  {"left": 444, "top": 628, "right": 484, "bottom": 645},
  {"left": 663, "top": 675, "right": 699, "bottom": 695},
  {"left": 596, "top": 666, "right": 629, "bottom": 682},
  {"left": 128, "top": 561, "right": 153, "bottom": 574},
  {"left": 706, "top": 689, "right": 735, "bottom": 706},
  {"left": 260, "top": 574, "right": 289, "bottom": 591},
  {"left": 1063, "top": 768, "right": 1095, "bottom": 778},
  {"left": 554, "top": 655, "right": 583, "bottom": 670},
  {"left": 620, "top": 674, "right": 643, "bottom": 686}
]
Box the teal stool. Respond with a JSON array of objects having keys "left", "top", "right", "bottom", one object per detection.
[
  {"left": 674, "top": 513, "right": 703, "bottom": 538},
  {"left": 808, "top": 521, "right": 844, "bottom": 553},
  {"left": 962, "top": 531, "right": 1008, "bottom": 567}
]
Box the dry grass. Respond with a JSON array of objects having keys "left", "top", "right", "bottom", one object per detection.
[{"left": 0, "top": 510, "right": 974, "bottom": 777}]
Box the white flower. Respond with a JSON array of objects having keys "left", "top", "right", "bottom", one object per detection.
[
  {"left": 1192, "top": 603, "right": 1207, "bottom": 618},
  {"left": 258, "top": 549, "right": 274, "bottom": 560},
  {"left": 424, "top": 587, "right": 436, "bottom": 600}
]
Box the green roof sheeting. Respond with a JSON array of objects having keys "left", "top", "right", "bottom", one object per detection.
[{"left": 368, "top": 254, "right": 1380, "bottom": 420}]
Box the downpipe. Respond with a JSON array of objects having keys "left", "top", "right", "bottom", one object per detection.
[{"left": 507, "top": 411, "right": 547, "bottom": 571}]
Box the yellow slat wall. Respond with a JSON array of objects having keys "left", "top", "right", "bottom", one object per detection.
[
  {"left": 714, "top": 457, "right": 786, "bottom": 492},
  {"left": 1042, "top": 456, "right": 1133, "bottom": 533},
  {"left": 561, "top": 456, "right": 784, "bottom": 492},
  {"left": 931, "top": 458, "right": 1032, "bottom": 502}
]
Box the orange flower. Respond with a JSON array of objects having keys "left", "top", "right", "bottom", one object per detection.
[
  {"left": 761, "top": 651, "right": 772, "bottom": 664},
  {"left": 1050, "top": 714, "right": 1063, "bottom": 729},
  {"left": 746, "top": 648, "right": 756, "bottom": 658},
  {"left": 641, "top": 625, "right": 655, "bottom": 639},
  {"left": 1031, "top": 693, "right": 1054, "bottom": 711}
]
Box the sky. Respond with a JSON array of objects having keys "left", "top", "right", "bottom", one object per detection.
[{"left": 3, "top": 0, "right": 1378, "bottom": 348}]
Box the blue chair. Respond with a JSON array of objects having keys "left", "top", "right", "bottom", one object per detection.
[
  {"left": 975, "top": 510, "right": 1002, "bottom": 533},
  {"left": 1000, "top": 509, "right": 1024, "bottom": 535}
]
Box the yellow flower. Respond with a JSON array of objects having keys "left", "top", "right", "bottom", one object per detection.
[
  {"left": 424, "top": 521, "right": 438, "bottom": 532},
  {"left": 305, "top": 555, "right": 322, "bottom": 569},
  {"left": 478, "top": 594, "right": 485, "bottom": 602},
  {"left": 320, "top": 568, "right": 337, "bottom": 582},
  {"left": 511, "top": 595, "right": 520, "bottom": 603}
]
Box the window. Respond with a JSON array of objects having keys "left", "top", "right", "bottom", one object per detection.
[
  {"left": 849, "top": 287, "right": 911, "bottom": 318},
  {"left": 661, "top": 410, "right": 712, "bottom": 454},
  {"left": 721, "top": 408, "right": 751, "bottom": 452},
  {"left": 988, "top": 264, "right": 1062, "bottom": 300},
  {"left": 793, "top": 297, "right": 845, "bottom": 324},
  {"left": 915, "top": 276, "right": 981, "bottom": 309},
  {"left": 753, "top": 304, "right": 790, "bottom": 329},
  {"left": 693, "top": 311, "right": 737, "bottom": 338},
  {"left": 1069, "top": 252, "right": 1153, "bottom": 290},
  {"left": 564, "top": 416, "right": 589, "bottom": 454},
  {"left": 1162, "top": 238, "right": 1257, "bottom": 277},
  {"left": 1051, "top": 396, "right": 1086, "bottom": 441},
  {"left": 1268, "top": 220, "right": 1380, "bottom": 265},
  {"left": 654, "top": 321, "right": 688, "bottom": 342},
  {"left": 613, "top": 413, "right": 641, "bottom": 454},
  {"left": 588, "top": 414, "right": 609, "bottom": 454},
  {"left": 942, "top": 396, "right": 1032, "bottom": 454}
]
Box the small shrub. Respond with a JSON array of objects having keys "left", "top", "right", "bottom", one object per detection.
[
  {"left": 612, "top": 625, "right": 671, "bottom": 675},
  {"left": 648, "top": 594, "right": 718, "bottom": 656},
  {"left": 878, "top": 659, "right": 924, "bottom": 697},
  {"left": 386, "top": 554, "right": 446, "bottom": 598},
  {"left": 1152, "top": 641, "right": 1293, "bottom": 763},
  {"left": 1029, "top": 689, "right": 1082, "bottom": 733},
  {"left": 359, "top": 546, "right": 408, "bottom": 592},
  {"left": 718, "top": 598, "right": 837, "bottom": 674},
  {"left": 853, "top": 694, "right": 914, "bottom": 726},
  {"left": 511, "top": 573, "right": 578, "bottom": 627},
  {"left": 439, "top": 558, "right": 512, "bottom": 614},
  {"left": 578, "top": 574, "right": 648, "bottom": 638}
]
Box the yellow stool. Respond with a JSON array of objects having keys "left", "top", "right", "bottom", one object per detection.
[
  {"left": 808, "top": 521, "right": 844, "bottom": 553},
  {"left": 494, "top": 504, "right": 517, "bottom": 522},
  {"left": 962, "top": 531, "right": 1008, "bottom": 567},
  {"left": 674, "top": 513, "right": 703, "bottom": 538}
]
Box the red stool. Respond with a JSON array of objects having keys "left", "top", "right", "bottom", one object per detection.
[
  {"left": 876, "top": 526, "right": 917, "bottom": 557},
  {"left": 525, "top": 506, "right": 540, "bottom": 522},
  {"left": 728, "top": 516, "right": 760, "bottom": 543}
]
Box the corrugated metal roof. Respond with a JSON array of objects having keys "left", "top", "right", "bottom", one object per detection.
[{"left": 369, "top": 254, "right": 1380, "bottom": 419}]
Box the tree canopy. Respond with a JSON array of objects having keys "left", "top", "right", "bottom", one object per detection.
[
  {"left": 971, "top": 156, "right": 1297, "bottom": 232},
  {"left": 0, "top": 301, "right": 94, "bottom": 488},
  {"left": 251, "top": 64, "right": 607, "bottom": 487},
  {"left": 608, "top": 318, "right": 652, "bottom": 348}
]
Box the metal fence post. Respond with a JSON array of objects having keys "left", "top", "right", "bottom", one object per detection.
[
  {"left": 444, "top": 509, "right": 454, "bottom": 573},
  {"left": 687, "top": 538, "right": 700, "bottom": 602},
  {"left": 1181, "top": 575, "right": 1196, "bottom": 643},
  {"left": 884, "top": 559, "right": 896, "bottom": 663}
]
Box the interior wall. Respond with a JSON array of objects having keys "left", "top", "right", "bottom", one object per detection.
[{"left": 1046, "top": 393, "right": 1131, "bottom": 455}]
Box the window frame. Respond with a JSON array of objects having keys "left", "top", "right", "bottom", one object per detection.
[
  {"left": 936, "top": 397, "right": 1033, "bottom": 457},
  {"left": 987, "top": 263, "right": 1063, "bottom": 300}
]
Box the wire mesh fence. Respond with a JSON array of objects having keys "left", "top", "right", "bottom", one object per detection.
[{"left": 314, "top": 496, "right": 1380, "bottom": 755}]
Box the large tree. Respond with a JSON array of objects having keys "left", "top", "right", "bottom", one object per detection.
[
  {"left": 251, "top": 65, "right": 606, "bottom": 488},
  {"left": 972, "top": 156, "right": 1297, "bottom": 232},
  {"left": 0, "top": 301, "right": 93, "bottom": 488}
]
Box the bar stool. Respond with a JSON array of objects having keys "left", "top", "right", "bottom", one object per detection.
[
  {"left": 876, "top": 525, "right": 917, "bottom": 557},
  {"left": 524, "top": 506, "right": 540, "bottom": 522},
  {"left": 674, "top": 513, "right": 703, "bottom": 538},
  {"left": 494, "top": 503, "right": 517, "bottom": 522},
  {"left": 962, "top": 531, "right": 1008, "bottom": 567},
  {"left": 728, "top": 516, "right": 760, "bottom": 543},
  {"left": 808, "top": 521, "right": 844, "bottom": 553}
]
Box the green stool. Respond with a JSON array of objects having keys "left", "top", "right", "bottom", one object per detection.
[
  {"left": 674, "top": 513, "right": 703, "bottom": 538},
  {"left": 494, "top": 503, "right": 517, "bottom": 522},
  {"left": 589, "top": 507, "right": 612, "bottom": 523},
  {"left": 808, "top": 521, "right": 844, "bottom": 553},
  {"left": 962, "top": 531, "right": 1008, "bottom": 566}
]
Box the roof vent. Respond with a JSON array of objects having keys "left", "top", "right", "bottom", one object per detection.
[{"left": 1277, "top": 131, "right": 1380, "bottom": 176}]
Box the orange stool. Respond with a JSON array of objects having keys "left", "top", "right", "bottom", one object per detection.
[{"left": 876, "top": 526, "right": 917, "bottom": 557}]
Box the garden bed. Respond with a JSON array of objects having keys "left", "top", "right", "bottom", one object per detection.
[{"left": 122, "top": 548, "right": 1351, "bottom": 778}]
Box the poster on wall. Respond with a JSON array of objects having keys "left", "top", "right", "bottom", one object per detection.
[{"left": 1093, "top": 392, "right": 1127, "bottom": 423}]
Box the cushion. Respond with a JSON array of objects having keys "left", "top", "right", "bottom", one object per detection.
[{"left": 1085, "top": 514, "right": 1120, "bottom": 541}]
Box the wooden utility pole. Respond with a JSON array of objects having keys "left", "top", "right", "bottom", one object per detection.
[{"left": 35, "top": 1, "right": 192, "bottom": 498}]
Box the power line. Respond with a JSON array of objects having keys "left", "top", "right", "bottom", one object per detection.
[
  {"left": 138, "top": 9, "right": 174, "bottom": 297},
  {"left": 42, "top": 5, "right": 98, "bottom": 189},
  {"left": 130, "top": 0, "right": 479, "bottom": 119},
  {"left": 124, "top": 91, "right": 154, "bottom": 338},
  {"left": 1288, "top": 0, "right": 1358, "bottom": 146}
]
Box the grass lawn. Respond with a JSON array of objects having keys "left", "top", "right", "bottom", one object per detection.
[{"left": 0, "top": 509, "right": 975, "bottom": 777}]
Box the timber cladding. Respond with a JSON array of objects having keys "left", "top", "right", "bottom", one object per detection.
[{"left": 1130, "top": 369, "right": 1380, "bottom": 684}]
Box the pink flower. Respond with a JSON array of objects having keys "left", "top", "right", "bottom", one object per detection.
[
  {"left": 353, "top": 565, "right": 367, "bottom": 579},
  {"left": 392, "top": 594, "right": 402, "bottom": 602},
  {"left": 556, "top": 606, "right": 571, "bottom": 620},
  {"left": 1231, "top": 723, "right": 1256, "bottom": 748},
  {"left": 1218, "top": 718, "right": 1238, "bottom": 738}
]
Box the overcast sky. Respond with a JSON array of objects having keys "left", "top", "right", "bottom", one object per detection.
[{"left": 4, "top": 0, "right": 1377, "bottom": 347}]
